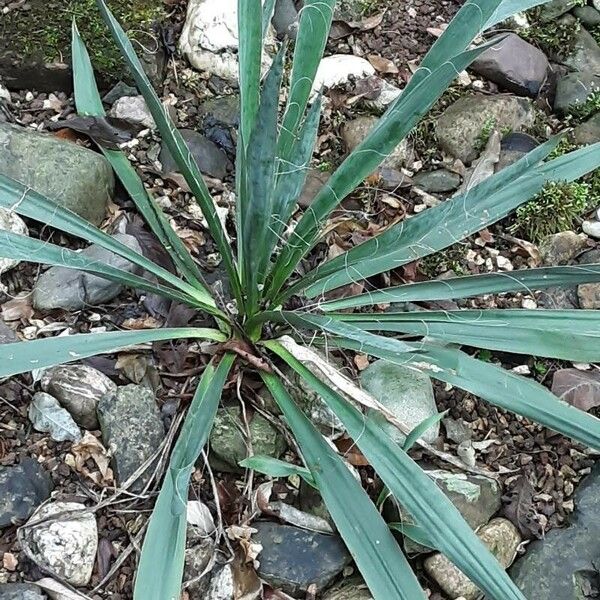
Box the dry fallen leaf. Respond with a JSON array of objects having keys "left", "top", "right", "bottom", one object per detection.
[
  {"left": 354, "top": 354, "right": 370, "bottom": 371},
  {"left": 502, "top": 476, "right": 543, "bottom": 539},
  {"left": 551, "top": 368, "right": 600, "bottom": 412},
  {"left": 2, "top": 552, "right": 17, "bottom": 571},
  {"left": 1, "top": 293, "right": 34, "bottom": 321},
  {"left": 66, "top": 432, "right": 113, "bottom": 485},
  {"left": 367, "top": 54, "right": 399, "bottom": 74}
]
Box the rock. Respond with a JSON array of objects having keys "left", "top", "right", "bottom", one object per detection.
[
  {"left": 470, "top": 34, "right": 548, "bottom": 97},
  {"left": 554, "top": 72, "right": 600, "bottom": 115},
  {"left": 28, "top": 392, "right": 81, "bottom": 442},
  {"left": 297, "top": 169, "right": 331, "bottom": 209},
  {"left": 425, "top": 518, "right": 521, "bottom": 600},
  {"left": 180, "top": 0, "right": 275, "bottom": 83},
  {"left": 595, "top": 0, "right": 600, "bottom": 11},
  {"left": 496, "top": 132, "right": 539, "bottom": 171},
  {"left": 538, "top": 0, "right": 580, "bottom": 20},
  {"left": 252, "top": 522, "right": 351, "bottom": 595},
  {"left": 20, "top": 501, "right": 97, "bottom": 586},
  {"left": 413, "top": 169, "right": 461, "bottom": 193},
  {"left": 198, "top": 96, "right": 240, "bottom": 127},
  {"left": 159, "top": 129, "right": 230, "bottom": 179},
  {"left": 209, "top": 407, "right": 286, "bottom": 471},
  {"left": 537, "top": 286, "right": 580, "bottom": 309},
  {"left": 0, "top": 458, "right": 52, "bottom": 528},
  {"left": 360, "top": 360, "right": 439, "bottom": 445},
  {"left": 312, "top": 55, "right": 376, "bottom": 92},
  {"left": 510, "top": 462, "right": 600, "bottom": 598},
  {"left": 0, "top": 122, "right": 113, "bottom": 225},
  {"left": 0, "top": 321, "right": 17, "bottom": 344},
  {"left": 272, "top": 0, "right": 299, "bottom": 39},
  {"left": 342, "top": 116, "right": 410, "bottom": 169},
  {"left": 0, "top": 584, "right": 46, "bottom": 600},
  {"left": 539, "top": 231, "right": 588, "bottom": 266},
  {"left": 583, "top": 220, "right": 600, "bottom": 239},
  {"left": 0, "top": 208, "right": 28, "bottom": 276},
  {"left": 578, "top": 283, "right": 600, "bottom": 308},
  {"left": 363, "top": 79, "right": 403, "bottom": 111},
  {"left": 322, "top": 579, "right": 373, "bottom": 600},
  {"left": 102, "top": 82, "right": 138, "bottom": 105},
  {"left": 578, "top": 248, "right": 600, "bottom": 265},
  {"left": 573, "top": 5, "right": 600, "bottom": 27},
  {"left": 109, "top": 95, "right": 155, "bottom": 129},
  {"left": 97, "top": 384, "right": 165, "bottom": 490},
  {"left": 557, "top": 16, "right": 600, "bottom": 74},
  {"left": 184, "top": 538, "right": 215, "bottom": 599},
  {"left": 32, "top": 233, "right": 143, "bottom": 311},
  {"left": 206, "top": 564, "right": 235, "bottom": 600},
  {"left": 573, "top": 112, "right": 600, "bottom": 145},
  {"left": 40, "top": 365, "right": 116, "bottom": 430},
  {"left": 435, "top": 94, "right": 536, "bottom": 164}
]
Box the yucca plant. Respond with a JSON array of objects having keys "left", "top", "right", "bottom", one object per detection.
[{"left": 3, "top": 0, "right": 600, "bottom": 598}]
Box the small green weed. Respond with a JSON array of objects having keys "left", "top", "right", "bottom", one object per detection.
[
  {"left": 569, "top": 90, "right": 600, "bottom": 123},
  {"left": 520, "top": 17, "right": 580, "bottom": 55}
]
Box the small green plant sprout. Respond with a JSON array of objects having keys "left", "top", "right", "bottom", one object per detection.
[
  {"left": 520, "top": 16, "right": 581, "bottom": 55},
  {"left": 510, "top": 180, "right": 591, "bottom": 242},
  {"left": 475, "top": 115, "right": 497, "bottom": 152},
  {"left": 2, "top": 1, "right": 600, "bottom": 599},
  {"left": 569, "top": 90, "right": 600, "bottom": 123},
  {"left": 533, "top": 359, "right": 549, "bottom": 375}
]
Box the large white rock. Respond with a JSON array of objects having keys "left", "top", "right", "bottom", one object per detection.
[
  {"left": 312, "top": 55, "right": 375, "bottom": 93},
  {"left": 0, "top": 207, "right": 28, "bottom": 275},
  {"left": 180, "top": 0, "right": 275, "bottom": 83},
  {"left": 20, "top": 501, "right": 98, "bottom": 586}
]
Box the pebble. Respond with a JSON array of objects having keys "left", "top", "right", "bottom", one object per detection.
[
  {"left": 539, "top": 231, "right": 589, "bottom": 266},
  {"left": 0, "top": 208, "right": 28, "bottom": 276},
  {"left": 582, "top": 220, "right": 600, "bottom": 239},
  {"left": 0, "top": 584, "right": 46, "bottom": 600},
  {"left": 110, "top": 95, "right": 155, "bottom": 129},
  {"left": 312, "top": 55, "right": 375, "bottom": 93},
  {"left": 20, "top": 501, "right": 97, "bottom": 587},
  {"left": 28, "top": 392, "right": 81, "bottom": 442}
]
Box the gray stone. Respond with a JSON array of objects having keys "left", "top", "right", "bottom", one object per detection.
[
  {"left": 209, "top": 407, "right": 286, "bottom": 471},
  {"left": 0, "top": 458, "right": 52, "bottom": 528},
  {"left": 435, "top": 95, "right": 536, "bottom": 164},
  {"left": 426, "top": 518, "right": 521, "bottom": 600},
  {"left": 557, "top": 16, "right": 600, "bottom": 74},
  {"left": 28, "top": 392, "right": 82, "bottom": 442},
  {"left": 471, "top": 34, "right": 549, "bottom": 97},
  {"left": 539, "top": 231, "right": 589, "bottom": 266},
  {"left": 583, "top": 219, "right": 600, "bottom": 239},
  {"left": 510, "top": 462, "right": 600, "bottom": 598},
  {"left": 578, "top": 282, "right": 600, "bottom": 308},
  {"left": 41, "top": 364, "right": 116, "bottom": 430},
  {"left": 0, "top": 122, "right": 113, "bottom": 225},
  {"left": 252, "top": 522, "right": 352, "bottom": 595},
  {"left": 539, "top": 0, "right": 580, "bottom": 20},
  {"left": 272, "top": 0, "right": 299, "bottom": 39},
  {"left": 0, "top": 321, "right": 17, "bottom": 344},
  {"left": 102, "top": 82, "right": 138, "bottom": 105},
  {"left": 32, "top": 233, "right": 143, "bottom": 311},
  {"left": 97, "top": 384, "right": 165, "bottom": 491},
  {"left": 160, "top": 129, "right": 230, "bottom": 179},
  {"left": 554, "top": 72, "right": 600, "bottom": 115},
  {"left": 297, "top": 169, "right": 331, "bottom": 209},
  {"left": 110, "top": 95, "right": 155, "bottom": 129},
  {"left": 578, "top": 248, "right": 600, "bottom": 265},
  {"left": 360, "top": 360, "right": 439, "bottom": 445},
  {"left": 537, "top": 286, "right": 579, "bottom": 309},
  {"left": 573, "top": 112, "right": 600, "bottom": 145},
  {"left": 573, "top": 5, "right": 600, "bottom": 27},
  {"left": 0, "top": 208, "right": 28, "bottom": 276},
  {"left": 341, "top": 115, "right": 410, "bottom": 169},
  {"left": 198, "top": 96, "right": 240, "bottom": 127},
  {"left": 184, "top": 538, "right": 215, "bottom": 599},
  {"left": 412, "top": 169, "right": 461, "bottom": 193},
  {"left": 0, "top": 584, "right": 46, "bottom": 600},
  {"left": 20, "top": 501, "right": 97, "bottom": 587}
]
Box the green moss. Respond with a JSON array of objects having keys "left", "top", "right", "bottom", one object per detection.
[
  {"left": 2, "top": 0, "right": 164, "bottom": 81},
  {"left": 568, "top": 90, "right": 600, "bottom": 123},
  {"left": 509, "top": 180, "right": 591, "bottom": 242},
  {"left": 419, "top": 243, "right": 468, "bottom": 278},
  {"left": 520, "top": 17, "right": 580, "bottom": 55}
]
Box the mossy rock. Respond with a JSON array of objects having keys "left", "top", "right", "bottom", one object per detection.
[{"left": 0, "top": 0, "right": 165, "bottom": 92}]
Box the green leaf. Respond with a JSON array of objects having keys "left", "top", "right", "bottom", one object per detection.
[
  {"left": 262, "top": 0, "right": 277, "bottom": 39},
  {"left": 388, "top": 523, "right": 435, "bottom": 550},
  {"left": 277, "top": 0, "right": 336, "bottom": 162},
  {"left": 402, "top": 411, "right": 448, "bottom": 452},
  {"left": 0, "top": 173, "right": 215, "bottom": 310},
  {"left": 318, "top": 264, "right": 600, "bottom": 311},
  {"left": 134, "top": 354, "right": 235, "bottom": 600},
  {"left": 94, "top": 0, "right": 243, "bottom": 306},
  {"left": 486, "top": 1, "right": 550, "bottom": 28},
  {"left": 299, "top": 141, "right": 600, "bottom": 298},
  {"left": 267, "top": 342, "right": 526, "bottom": 600},
  {"left": 239, "top": 455, "right": 316, "bottom": 487},
  {"left": 0, "top": 328, "right": 225, "bottom": 379},
  {"left": 262, "top": 372, "right": 426, "bottom": 600},
  {"left": 0, "top": 229, "right": 214, "bottom": 312},
  {"left": 267, "top": 44, "right": 497, "bottom": 301},
  {"left": 71, "top": 20, "right": 211, "bottom": 293},
  {"left": 332, "top": 309, "right": 600, "bottom": 362}
]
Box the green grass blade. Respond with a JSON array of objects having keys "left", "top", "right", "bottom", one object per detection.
[
  {"left": 134, "top": 354, "right": 235, "bottom": 600},
  {"left": 71, "top": 20, "right": 211, "bottom": 293},
  {"left": 486, "top": 1, "right": 550, "bottom": 28},
  {"left": 277, "top": 0, "right": 336, "bottom": 162},
  {"left": 319, "top": 264, "right": 600, "bottom": 311},
  {"left": 299, "top": 141, "right": 600, "bottom": 299},
  {"left": 261, "top": 372, "right": 426, "bottom": 600},
  {"left": 262, "top": 0, "right": 277, "bottom": 38},
  {"left": 94, "top": 0, "right": 243, "bottom": 306},
  {"left": 266, "top": 44, "right": 495, "bottom": 301},
  {"left": 0, "top": 328, "right": 225, "bottom": 378},
  {"left": 402, "top": 411, "right": 448, "bottom": 452},
  {"left": 0, "top": 229, "right": 217, "bottom": 312},
  {"left": 267, "top": 342, "right": 526, "bottom": 600},
  {"left": 239, "top": 455, "right": 316, "bottom": 487},
  {"left": 332, "top": 309, "right": 600, "bottom": 362},
  {"left": 388, "top": 523, "right": 434, "bottom": 550}
]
